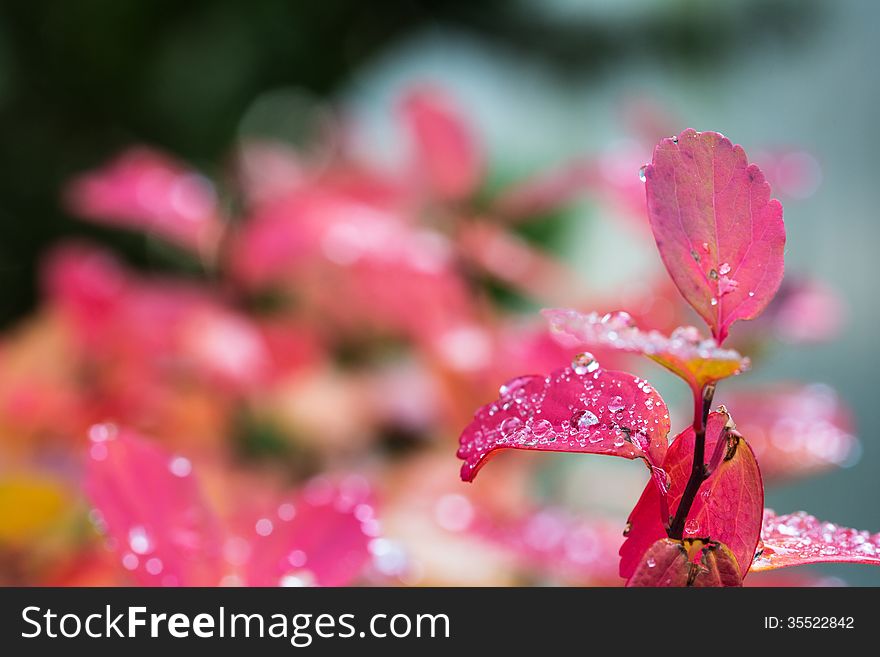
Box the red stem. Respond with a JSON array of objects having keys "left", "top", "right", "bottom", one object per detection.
[{"left": 666, "top": 384, "right": 715, "bottom": 539}]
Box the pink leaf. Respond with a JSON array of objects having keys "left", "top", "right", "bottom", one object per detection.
[
  {"left": 767, "top": 278, "right": 846, "bottom": 344},
  {"left": 620, "top": 411, "right": 763, "bottom": 580},
  {"left": 644, "top": 129, "right": 785, "bottom": 343},
  {"left": 400, "top": 87, "right": 483, "bottom": 202},
  {"left": 242, "top": 477, "right": 375, "bottom": 587},
  {"left": 457, "top": 361, "right": 671, "bottom": 482},
  {"left": 65, "top": 148, "right": 222, "bottom": 254},
  {"left": 482, "top": 508, "right": 625, "bottom": 585},
  {"left": 750, "top": 510, "right": 880, "bottom": 572},
  {"left": 627, "top": 538, "right": 742, "bottom": 587},
  {"left": 544, "top": 308, "right": 749, "bottom": 392},
  {"left": 84, "top": 425, "right": 224, "bottom": 586},
  {"left": 721, "top": 384, "right": 859, "bottom": 483}
]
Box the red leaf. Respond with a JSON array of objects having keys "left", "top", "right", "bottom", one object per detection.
[
  {"left": 545, "top": 308, "right": 749, "bottom": 392},
  {"left": 84, "top": 425, "right": 224, "bottom": 586},
  {"left": 457, "top": 361, "right": 671, "bottom": 482},
  {"left": 620, "top": 411, "right": 763, "bottom": 580},
  {"left": 627, "top": 538, "right": 742, "bottom": 587},
  {"left": 400, "top": 87, "right": 483, "bottom": 202},
  {"left": 644, "top": 129, "right": 786, "bottom": 343},
  {"left": 751, "top": 510, "right": 880, "bottom": 572},
  {"left": 721, "top": 384, "right": 859, "bottom": 483}
]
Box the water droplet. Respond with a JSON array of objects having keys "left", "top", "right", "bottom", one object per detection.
[
  {"left": 500, "top": 416, "right": 523, "bottom": 439},
  {"left": 88, "top": 423, "right": 118, "bottom": 443},
  {"left": 288, "top": 550, "right": 308, "bottom": 567},
  {"left": 571, "top": 352, "right": 600, "bottom": 375},
  {"left": 684, "top": 518, "right": 700, "bottom": 535},
  {"left": 128, "top": 526, "right": 153, "bottom": 555},
  {"left": 638, "top": 165, "right": 648, "bottom": 182},
  {"left": 718, "top": 262, "right": 731, "bottom": 275},
  {"left": 608, "top": 311, "right": 634, "bottom": 328},
  {"left": 278, "top": 503, "right": 297, "bottom": 521},
  {"left": 499, "top": 376, "right": 531, "bottom": 397},
  {"left": 280, "top": 570, "right": 315, "bottom": 587},
  {"left": 607, "top": 396, "right": 626, "bottom": 413},
  {"left": 646, "top": 557, "right": 657, "bottom": 568},
  {"left": 168, "top": 456, "right": 192, "bottom": 478},
  {"left": 709, "top": 268, "right": 718, "bottom": 280},
  {"left": 670, "top": 325, "right": 701, "bottom": 343},
  {"left": 531, "top": 419, "right": 554, "bottom": 443},
  {"left": 575, "top": 410, "right": 599, "bottom": 430},
  {"left": 710, "top": 297, "right": 718, "bottom": 306},
  {"left": 748, "top": 291, "right": 755, "bottom": 297},
  {"left": 255, "top": 518, "right": 274, "bottom": 537}
]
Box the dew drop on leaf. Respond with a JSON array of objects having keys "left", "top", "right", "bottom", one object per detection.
[{"left": 571, "top": 352, "right": 600, "bottom": 375}]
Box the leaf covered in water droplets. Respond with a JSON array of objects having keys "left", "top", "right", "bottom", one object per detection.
[
  {"left": 544, "top": 308, "right": 749, "bottom": 392},
  {"left": 627, "top": 538, "right": 742, "bottom": 587},
  {"left": 456, "top": 362, "right": 671, "bottom": 482},
  {"left": 751, "top": 510, "right": 880, "bottom": 572},
  {"left": 84, "top": 426, "right": 224, "bottom": 586},
  {"left": 644, "top": 129, "right": 785, "bottom": 343},
  {"left": 721, "top": 384, "right": 859, "bottom": 483},
  {"left": 619, "top": 411, "right": 763, "bottom": 581}
]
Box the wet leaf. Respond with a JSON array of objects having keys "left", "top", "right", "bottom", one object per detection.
[
  {"left": 620, "top": 411, "right": 763, "bottom": 580},
  {"left": 545, "top": 308, "right": 749, "bottom": 392},
  {"left": 84, "top": 425, "right": 224, "bottom": 586},
  {"left": 240, "top": 477, "right": 374, "bottom": 587},
  {"left": 627, "top": 538, "right": 742, "bottom": 587},
  {"left": 751, "top": 510, "right": 880, "bottom": 572},
  {"left": 644, "top": 129, "right": 785, "bottom": 342},
  {"left": 457, "top": 362, "right": 671, "bottom": 482}
]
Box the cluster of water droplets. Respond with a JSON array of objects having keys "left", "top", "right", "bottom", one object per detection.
[
  {"left": 545, "top": 308, "right": 748, "bottom": 375},
  {"left": 753, "top": 510, "right": 880, "bottom": 569},
  {"left": 458, "top": 344, "right": 673, "bottom": 478}
]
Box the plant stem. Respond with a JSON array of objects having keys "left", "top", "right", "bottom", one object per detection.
[{"left": 667, "top": 384, "right": 715, "bottom": 539}]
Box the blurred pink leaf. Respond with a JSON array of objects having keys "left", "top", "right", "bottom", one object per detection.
[
  {"left": 85, "top": 427, "right": 375, "bottom": 586},
  {"left": 620, "top": 411, "right": 763, "bottom": 580},
  {"left": 65, "top": 148, "right": 222, "bottom": 254},
  {"left": 751, "top": 510, "right": 880, "bottom": 572},
  {"left": 44, "top": 243, "right": 272, "bottom": 393},
  {"left": 721, "top": 384, "right": 859, "bottom": 483},
  {"left": 230, "top": 189, "right": 474, "bottom": 344},
  {"left": 482, "top": 508, "right": 624, "bottom": 585},
  {"left": 544, "top": 308, "right": 749, "bottom": 392},
  {"left": 457, "top": 361, "right": 671, "bottom": 482},
  {"left": 84, "top": 426, "right": 224, "bottom": 586},
  {"left": 627, "top": 538, "right": 742, "bottom": 587},
  {"left": 768, "top": 278, "right": 846, "bottom": 344},
  {"left": 644, "top": 129, "right": 785, "bottom": 343},
  {"left": 238, "top": 476, "right": 375, "bottom": 587},
  {"left": 400, "top": 87, "right": 483, "bottom": 202},
  {"left": 457, "top": 222, "right": 587, "bottom": 304}
]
